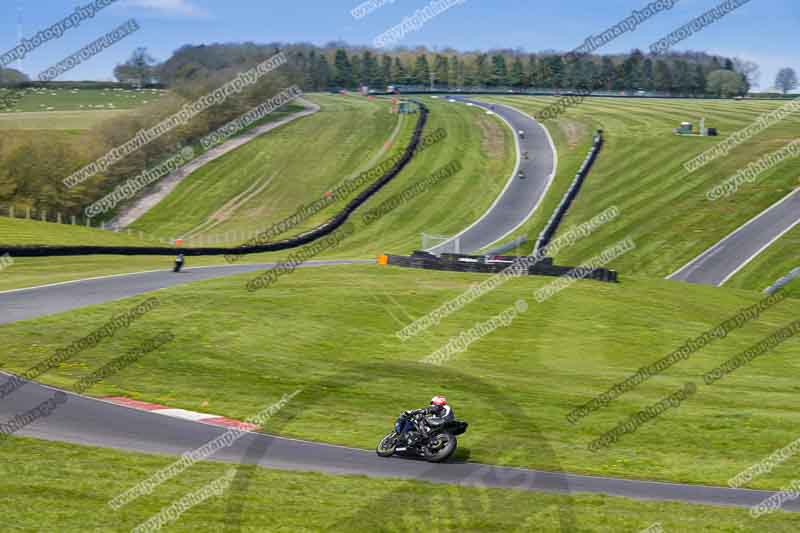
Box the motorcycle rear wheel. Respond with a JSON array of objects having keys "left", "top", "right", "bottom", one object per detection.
[
  {"left": 376, "top": 432, "right": 399, "bottom": 457},
  {"left": 423, "top": 432, "right": 457, "bottom": 463}
]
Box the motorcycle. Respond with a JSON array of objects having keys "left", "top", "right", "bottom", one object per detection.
[
  {"left": 376, "top": 410, "right": 468, "bottom": 463},
  {"left": 173, "top": 254, "right": 185, "bottom": 273}
]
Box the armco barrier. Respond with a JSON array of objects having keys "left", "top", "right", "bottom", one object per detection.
[
  {"left": 484, "top": 236, "right": 528, "bottom": 256},
  {"left": 764, "top": 266, "right": 800, "bottom": 295},
  {"left": 0, "top": 101, "right": 430, "bottom": 258},
  {"left": 385, "top": 251, "right": 617, "bottom": 283},
  {"left": 535, "top": 130, "right": 603, "bottom": 253}
]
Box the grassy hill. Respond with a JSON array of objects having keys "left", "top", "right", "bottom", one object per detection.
[
  {"left": 478, "top": 96, "right": 800, "bottom": 278},
  {"left": 2, "top": 264, "right": 798, "bottom": 492},
  {"left": 129, "top": 94, "right": 400, "bottom": 239},
  {"left": 309, "top": 95, "right": 515, "bottom": 257},
  {"left": 129, "top": 94, "right": 516, "bottom": 254},
  {"left": 3, "top": 436, "right": 797, "bottom": 532},
  {"left": 0, "top": 216, "right": 163, "bottom": 247},
  {"left": 0, "top": 94, "right": 514, "bottom": 290},
  {"left": 3, "top": 93, "right": 800, "bottom": 530}
]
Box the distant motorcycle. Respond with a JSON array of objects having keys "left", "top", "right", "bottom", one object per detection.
[
  {"left": 376, "top": 410, "right": 468, "bottom": 463},
  {"left": 173, "top": 253, "right": 185, "bottom": 273}
]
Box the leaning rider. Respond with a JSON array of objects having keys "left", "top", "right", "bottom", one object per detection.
[
  {"left": 174, "top": 252, "right": 185, "bottom": 273},
  {"left": 400, "top": 396, "right": 454, "bottom": 444}
]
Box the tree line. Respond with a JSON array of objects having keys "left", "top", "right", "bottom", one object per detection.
[
  {"left": 0, "top": 67, "right": 29, "bottom": 84},
  {"left": 0, "top": 41, "right": 785, "bottom": 218},
  {"left": 277, "top": 46, "right": 757, "bottom": 97},
  {"left": 1, "top": 42, "right": 305, "bottom": 219},
  {"left": 115, "top": 44, "right": 757, "bottom": 98}
]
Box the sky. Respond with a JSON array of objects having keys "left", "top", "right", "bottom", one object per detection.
[{"left": 0, "top": 0, "right": 797, "bottom": 90}]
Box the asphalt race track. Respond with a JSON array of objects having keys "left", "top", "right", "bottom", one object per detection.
[
  {"left": 427, "top": 97, "right": 556, "bottom": 254},
  {"left": 2, "top": 101, "right": 797, "bottom": 516},
  {"left": 669, "top": 189, "right": 800, "bottom": 286},
  {"left": 0, "top": 259, "right": 372, "bottom": 325},
  {"left": 1, "top": 262, "right": 797, "bottom": 512},
  {"left": 2, "top": 371, "right": 797, "bottom": 512}
]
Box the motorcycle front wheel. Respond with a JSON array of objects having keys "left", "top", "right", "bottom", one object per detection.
[
  {"left": 376, "top": 432, "right": 399, "bottom": 457},
  {"left": 423, "top": 432, "right": 457, "bottom": 463}
]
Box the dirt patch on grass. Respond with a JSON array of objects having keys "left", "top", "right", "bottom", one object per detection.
[
  {"left": 112, "top": 99, "right": 320, "bottom": 230},
  {"left": 558, "top": 119, "right": 589, "bottom": 150},
  {"left": 477, "top": 113, "right": 507, "bottom": 160},
  {"left": 183, "top": 172, "right": 279, "bottom": 238}
]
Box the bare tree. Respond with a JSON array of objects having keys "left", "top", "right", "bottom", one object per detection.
[
  {"left": 732, "top": 57, "right": 760, "bottom": 90},
  {"left": 114, "top": 47, "right": 158, "bottom": 87},
  {"left": 775, "top": 68, "right": 798, "bottom": 95}
]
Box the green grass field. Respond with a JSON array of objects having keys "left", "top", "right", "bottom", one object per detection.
[
  {"left": 0, "top": 109, "right": 130, "bottom": 130},
  {"left": 5, "top": 436, "right": 796, "bottom": 532},
  {"left": 0, "top": 92, "right": 512, "bottom": 290},
  {"left": 0, "top": 216, "right": 164, "bottom": 247},
  {"left": 310, "top": 95, "right": 514, "bottom": 257},
  {"left": 479, "top": 96, "right": 800, "bottom": 280},
  {"left": 2, "top": 93, "right": 800, "bottom": 529},
  {"left": 0, "top": 87, "right": 164, "bottom": 130},
  {"left": 129, "top": 94, "right": 401, "bottom": 239},
  {"left": 0, "top": 253, "right": 302, "bottom": 293},
  {"left": 1, "top": 87, "right": 168, "bottom": 112},
  {"left": 0, "top": 217, "right": 189, "bottom": 292},
  {"left": 2, "top": 264, "right": 799, "bottom": 493},
  {"left": 129, "top": 94, "right": 515, "bottom": 257}
]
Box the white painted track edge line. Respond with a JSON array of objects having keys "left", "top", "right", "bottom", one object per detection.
[
  {"left": 0, "top": 368, "right": 787, "bottom": 502},
  {"left": 0, "top": 263, "right": 275, "bottom": 295},
  {"left": 0, "top": 370, "right": 378, "bottom": 452},
  {"left": 427, "top": 98, "right": 558, "bottom": 253},
  {"left": 477, "top": 101, "right": 559, "bottom": 252},
  {"left": 718, "top": 216, "right": 800, "bottom": 286},
  {"left": 666, "top": 188, "right": 800, "bottom": 280},
  {"left": 0, "top": 259, "right": 372, "bottom": 296},
  {"left": 0, "top": 268, "right": 173, "bottom": 295},
  {"left": 424, "top": 99, "right": 522, "bottom": 253}
]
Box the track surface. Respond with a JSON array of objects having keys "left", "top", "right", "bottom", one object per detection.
[
  {"left": 0, "top": 260, "right": 370, "bottom": 325},
  {"left": 428, "top": 97, "right": 556, "bottom": 254},
  {"left": 2, "top": 372, "right": 797, "bottom": 512},
  {"left": 2, "top": 266, "right": 798, "bottom": 511},
  {"left": 669, "top": 189, "right": 800, "bottom": 286},
  {"left": 2, "top": 101, "right": 795, "bottom": 512}
]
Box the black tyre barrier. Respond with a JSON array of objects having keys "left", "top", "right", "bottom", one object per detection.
[
  {"left": 0, "top": 102, "right": 430, "bottom": 258},
  {"left": 534, "top": 130, "right": 603, "bottom": 253},
  {"left": 386, "top": 252, "right": 618, "bottom": 283}
]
